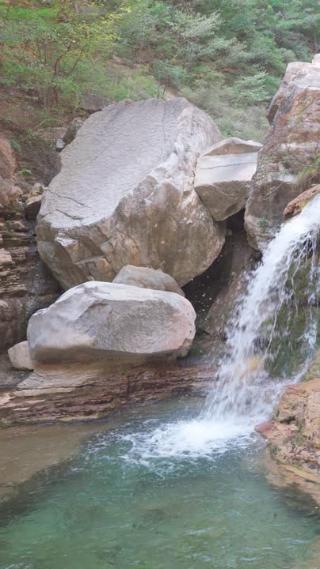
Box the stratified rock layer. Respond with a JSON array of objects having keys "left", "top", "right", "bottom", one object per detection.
[
  {"left": 245, "top": 55, "right": 320, "bottom": 249},
  {"left": 0, "top": 361, "right": 213, "bottom": 426},
  {"left": 37, "top": 98, "right": 224, "bottom": 289},
  {"left": 195, "top": 138, "right": 261, "bottom": 221},
  {"left": 0, "top": 136, "right": 60, "bottom": 352},
  {"left": 28, "top": 281, "right": 196, "bottom": 364}
]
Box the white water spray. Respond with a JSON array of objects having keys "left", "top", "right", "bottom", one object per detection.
[{"left": 126, "top": 195, "right": 320, "bottom": 459}]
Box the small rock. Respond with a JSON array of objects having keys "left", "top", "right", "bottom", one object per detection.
[
  {"left": 8, "top": 341, "right": 34, "bottom": 371},
  {"left": 62, "top": 117, "right": 84, "bottom": 146},
  {"left": 24, "top": 183, "right": 45, "bottom": 220},
  {"left": 195, "top": 137, "right": 261, "bottom": 221},
  {"left": 25, "top": 194, "right": 42, "bottom": 220},
  {"left": 55, "top": 138, "right": 65, "bottom": 152},
  {"left": 80, "top": 93, "right": 108, "bottom": 112},
  {"left": 113, "top": 265, "right": 185, "bottom": 296},
  {"left": 0, "top": 249, "right": 13, "bottom": 266}
]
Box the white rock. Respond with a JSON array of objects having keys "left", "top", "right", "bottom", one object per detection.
[
  {"left": 27, "top": 281, "right": 196, "bottom": 364},
  {"left": 8, "top": 341, "right": 34, "bottom": 371},
  {"left": 113, "top": 265, "right": 184, "bottom": 296},
  {"left": 195, "top": 138, "right": 261, "bottom": 221}
]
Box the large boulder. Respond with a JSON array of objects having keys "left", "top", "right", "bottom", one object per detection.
[
  {"left": 113, "top": 265, "right": 184, "bottom": 296},
  {"left": 37, "top": 98, "right": 224, "bottom": 289},
  {"left": 194, "top": 138, "right": 261, "bottom": 221},
  {"left": 245, "top": 55, "right": 320, "bottom": 249},
  {"left": 27, "top": 281, "right": 196, "bottom": 364}
]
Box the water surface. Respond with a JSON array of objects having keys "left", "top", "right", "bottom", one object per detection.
[{"left": 0, "top": 401, "right": 319, "bottom": 569}]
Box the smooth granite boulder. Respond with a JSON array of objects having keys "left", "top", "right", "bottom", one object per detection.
[
  {"left": 37, "top": 98, "right": 224, "bottom": 289},
  {"left": 27, "top": 281, "right": 196, "bottom": 364}
]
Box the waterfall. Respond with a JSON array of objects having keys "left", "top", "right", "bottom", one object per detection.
[
  {"left": 125, "top": 195, "right": 320, "bottom": 459},
  {"left": 203, "top": 194, "right": 320, "bottom": 422}
]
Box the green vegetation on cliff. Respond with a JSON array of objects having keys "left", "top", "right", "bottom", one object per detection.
[{"left": 0, "top": 0, "right": 318, "bottom": 138}]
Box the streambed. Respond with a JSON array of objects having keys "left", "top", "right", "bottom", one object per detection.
[{"left": 0, "top": 399, "right": 319, "bottom": 569}]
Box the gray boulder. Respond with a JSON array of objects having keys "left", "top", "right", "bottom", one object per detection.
[
  {"left": 113, "top": 265, "right": 184, "bottom": 296},
  {"left": 194, "top": 138, "right": 261, "bottom": 221},
  {"left": 37, "top": 98, "right": 224, "bottom": 289},
  {"left": 27, "top": 281, "right": 196, "bottom": 364},
  {"left": 8, "top": 341, "right": 34, "bottom": 371}
]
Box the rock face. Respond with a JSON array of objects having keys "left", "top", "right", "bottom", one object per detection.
[
  {"left": 113, "top": 265, "right": 184, "bottom": 296},
  {"left": 28, "top": 281, "right": 196, "bottom": 364},
  {"left": 0, "top": 135, "right": 60, "bottom": 353},
  {"left": 245, "top": 55, "right": 320, "bottom": 249},
  {"left": 258, "top": 379, "right": 320, "bottom": 484},
  {"left": 202, "top": 231, "right": 254, "bottom": 340},
  {"left": 37, "top": 98, "right": 225, "bottom": 289},
  {"left": 194, "top": 138, "right": 261, "bottom": 221}
]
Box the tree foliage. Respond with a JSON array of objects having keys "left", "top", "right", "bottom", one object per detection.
[
  {"left": 0, "top": 0, "right": 318, "bottom": 138},
  {"left": 0, "top": 1, "right": 120, "bottom": 106}
]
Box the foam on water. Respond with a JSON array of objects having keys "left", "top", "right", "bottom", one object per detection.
[
  {"left": 124, "top": 195, "right": 320, "bottom": 460},
  {"left": 120, "top": 417, "right": 257, "bottom": 463}
]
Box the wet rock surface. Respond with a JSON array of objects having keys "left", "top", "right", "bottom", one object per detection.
[
  {"left": 258, "top": 377, "right": 320, "bottom": 504},
  {"left": 283, "top": 184, "right": 320, "bottom": 218}
]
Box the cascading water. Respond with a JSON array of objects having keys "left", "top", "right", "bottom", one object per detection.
[
  {"left": 125, "top": 195, "right": 320, "bottom": 460},
  {"left": 203, "top": 194, "right": 320, "bottom": 423}
]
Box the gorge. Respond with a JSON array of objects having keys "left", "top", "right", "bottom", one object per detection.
[{"left": 0, "top": 25, "right": 320, "bottom": 568}]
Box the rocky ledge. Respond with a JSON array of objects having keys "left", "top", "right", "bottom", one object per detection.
[
  {"left": 257, "top": 375, "right": 320, "bottom": 505},
  {"left": 0, "top": 360, "right": 213, "bottom": 426}
]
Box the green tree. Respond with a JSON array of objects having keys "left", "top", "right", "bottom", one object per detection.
[{"left": 0, "top": 1, "right": 117, "bottom": 107}]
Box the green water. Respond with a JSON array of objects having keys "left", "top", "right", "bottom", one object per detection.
[{"left": 0, "top": 402, "right": 319, "bottom": 569}]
